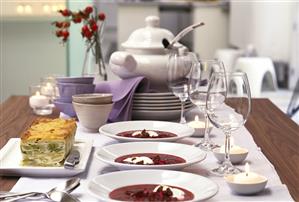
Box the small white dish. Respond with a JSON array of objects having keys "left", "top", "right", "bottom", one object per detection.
[
  {"left": 95, "top": 142, "right": 206, "bottom": 170},
  {"left": 224, "top": 174, "right": 268, "bottom": 195},
  {"left": 0, "top": 138, "right": 93, "bottom": 177},
  {"left": 99, "top": 121, "right": 194, "bottom": 142},
  {"left": 212, "top": 147, "right": 248, "bottom": 164},
  {"left": 87, "top": 169, "right": 218, "bottom": 201}
]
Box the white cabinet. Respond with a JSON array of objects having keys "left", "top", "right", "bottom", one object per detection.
[{"left": 192, "top": 4, "right": 229, "bottom": 59}]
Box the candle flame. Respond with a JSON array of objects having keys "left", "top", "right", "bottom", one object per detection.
[
  {"left": 195, "top": 115, "right": 199, "bottom": 122},
  {"left": 183, "top": 84, "right": 188, "bottom": 91},
  {"left": 35, "top": 91, "right": 40, "bottom": 96},
  {"left": 245, "top": 162, "right": 250, "bottom": 175},
  {"left": 230, "top": 137, "right": 235, "bottom": 148}
]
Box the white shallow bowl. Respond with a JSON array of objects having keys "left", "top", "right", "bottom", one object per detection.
[
  {"left": 132, "top": 107, "right": 194, "bottom": 121},
  {"left": 212, "top": 147, "right": 249, "bottom": 164},
  {"left": 87, "top": 169, "right": 218, "bottom": 202},
  {"left": 95, "top": 142, "right": 206, "bottom": 170},
  {"left": 134, "top": 92, "right": 174, "bottom": 97},
  {"left": 133, "top": 96, "right": 179, "bottom": 100},
  {"left": 99, "top": 121, "right": 194, "bottom": 142},
  {"left": 133, "top": 101, "right": 188, "bottom": 107},
  {"left": 132, "top": 103, "right": 193, "bottom": 110},
  {"left": 133, "top": 98, "right": 181, "bottom": 104},
  {"left": 224, "top": 175, "right": 268, "bottom": 195}
]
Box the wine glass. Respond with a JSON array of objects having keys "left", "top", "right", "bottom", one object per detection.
[
  {"left": 188, "top": 59, "right": 225, "bottom": 150},
  {"left": 167, "top": 50, "right": 197, "bottom": 124},
  {"left": 206, "top": 72, "right": 251, "bottom": 175}
]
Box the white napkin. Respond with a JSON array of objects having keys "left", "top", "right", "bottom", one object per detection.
[
  {"left": 210, "top": 185, "right": 293, "bottom": 201},
  {"left": 10, "top": 123, "right": 294, "bottom": 201}
]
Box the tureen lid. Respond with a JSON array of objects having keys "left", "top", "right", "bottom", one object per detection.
[{"left": 122, "top": 16, "right": 175, "bottom": 50}]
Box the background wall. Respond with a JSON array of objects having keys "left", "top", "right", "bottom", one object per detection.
[
  {"left": 1, "top": 21, "right": 66, "bottom": 102},
  {"left": 67, "top": 0, "right": 92, "bottom": 76},
  {"left": 230, "top": 1, "right": 296, "bottom": 62},
  {"left": 117, "top": 4, "right": 159, "bottom": 50}
]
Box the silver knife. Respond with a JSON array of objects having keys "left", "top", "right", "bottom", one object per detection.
[{"left": 64, "top": 150, "right": 80, "bottom": 169}]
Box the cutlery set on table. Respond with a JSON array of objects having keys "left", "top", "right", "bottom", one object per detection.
[{"left": 0, "top": 178, "right": 80, "bottom": 202}]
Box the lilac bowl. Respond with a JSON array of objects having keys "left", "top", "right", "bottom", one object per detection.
[
  {"left": 55, "top": 96, "right": 72, "bottom": 103},
  {"left": 57, "top": 83, "right": 95, "bottom": 101},
  {"left": 56, "top": 76, "right": 94, "bottom": 84},
  {"left": 53, "top": 100, "right": 77, "bottom": 117}
]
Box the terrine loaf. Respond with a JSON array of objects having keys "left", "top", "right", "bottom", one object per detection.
[{"left": 20, "top": 118, "right": 77, "bottom": 166}]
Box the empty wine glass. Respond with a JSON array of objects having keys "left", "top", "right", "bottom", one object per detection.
[
  {"left": 167, "top": 50, "right": 196, "bottom": 124},
  {"left": 188, "top": 59, "right": 225, "bottom": 150},
  {"left": 206, "top": 72, "right": 251, "bottom": 175}
]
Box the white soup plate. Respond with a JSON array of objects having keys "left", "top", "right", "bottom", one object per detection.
[
  {"left": 95, "top": 142, "right": 206, "bottom": 170},
  {"left": 99, "top": 121, "right": 195, "bottom": 142},
  {"left": 87, "top": 169, "right": 218, "bottom": 202}
]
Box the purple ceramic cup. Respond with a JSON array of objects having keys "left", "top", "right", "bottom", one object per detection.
[
  {"left": 57, "top": 83, "right": 96, "bottom": 102},
  {"left": 56, "top": 76, "right": 94, "bottom": 84},
  {"left": 55, "top": 96, "right": 71, "bottom": 103},
  {"left": 53, "top": 100, "right": 77, "bottom": 117}
]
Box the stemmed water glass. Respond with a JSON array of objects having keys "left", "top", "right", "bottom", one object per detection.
[
  {"left": 167, "top": 50, "right": 197, "bottom": 124},
  {"left": 206, "top": 72, "right": 251, "bottom": 175},
  {"left": 188, "top": 59, "right": 225, "bottom": 150}
]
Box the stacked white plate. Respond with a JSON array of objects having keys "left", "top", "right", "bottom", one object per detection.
[{"left": 132, "top": 92, "right": 194, "bottom": 121}]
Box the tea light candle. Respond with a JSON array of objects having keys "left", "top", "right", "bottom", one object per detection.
[
  {"left": 219, "top": 137, "right": 246, "bottom": 154},
  {"left": 233, "top": 163, "right": 265, "bottom": 184},
  {"left": 188, "top": 115, "right": 206, "bottom": 136},
  {"left": 224, "top": 162, "right": 268, "bottom": 194},
  {"left": 29, "top": 91, "right": 49, "bottom": 108}
]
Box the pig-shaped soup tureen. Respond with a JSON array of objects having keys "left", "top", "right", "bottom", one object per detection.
[{"left": 109, "top": 16, "right": 186, "bottom": 91}]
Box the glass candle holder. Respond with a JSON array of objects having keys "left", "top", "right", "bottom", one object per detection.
[
  {"left": 29, "top": 85, "right": 53, "bottom": 115},
  {"left": 40, "top": 76, "right": 59, "bottom": 99}
]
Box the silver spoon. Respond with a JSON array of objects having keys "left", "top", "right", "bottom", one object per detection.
[
  {"left": 2, "top": 190, "right": 80, "bottom": 202},
  {"left": 0, "top": 177, "right": 80, "bottom": 201}
]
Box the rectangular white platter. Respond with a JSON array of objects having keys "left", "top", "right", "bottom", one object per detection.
[{"left": 0, "top": 138, "right": 93, "bottom": 177}]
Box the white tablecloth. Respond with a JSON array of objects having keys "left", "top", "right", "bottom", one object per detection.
[{"left": 11, "top": 123, "right": 294, "bottom": 201}]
